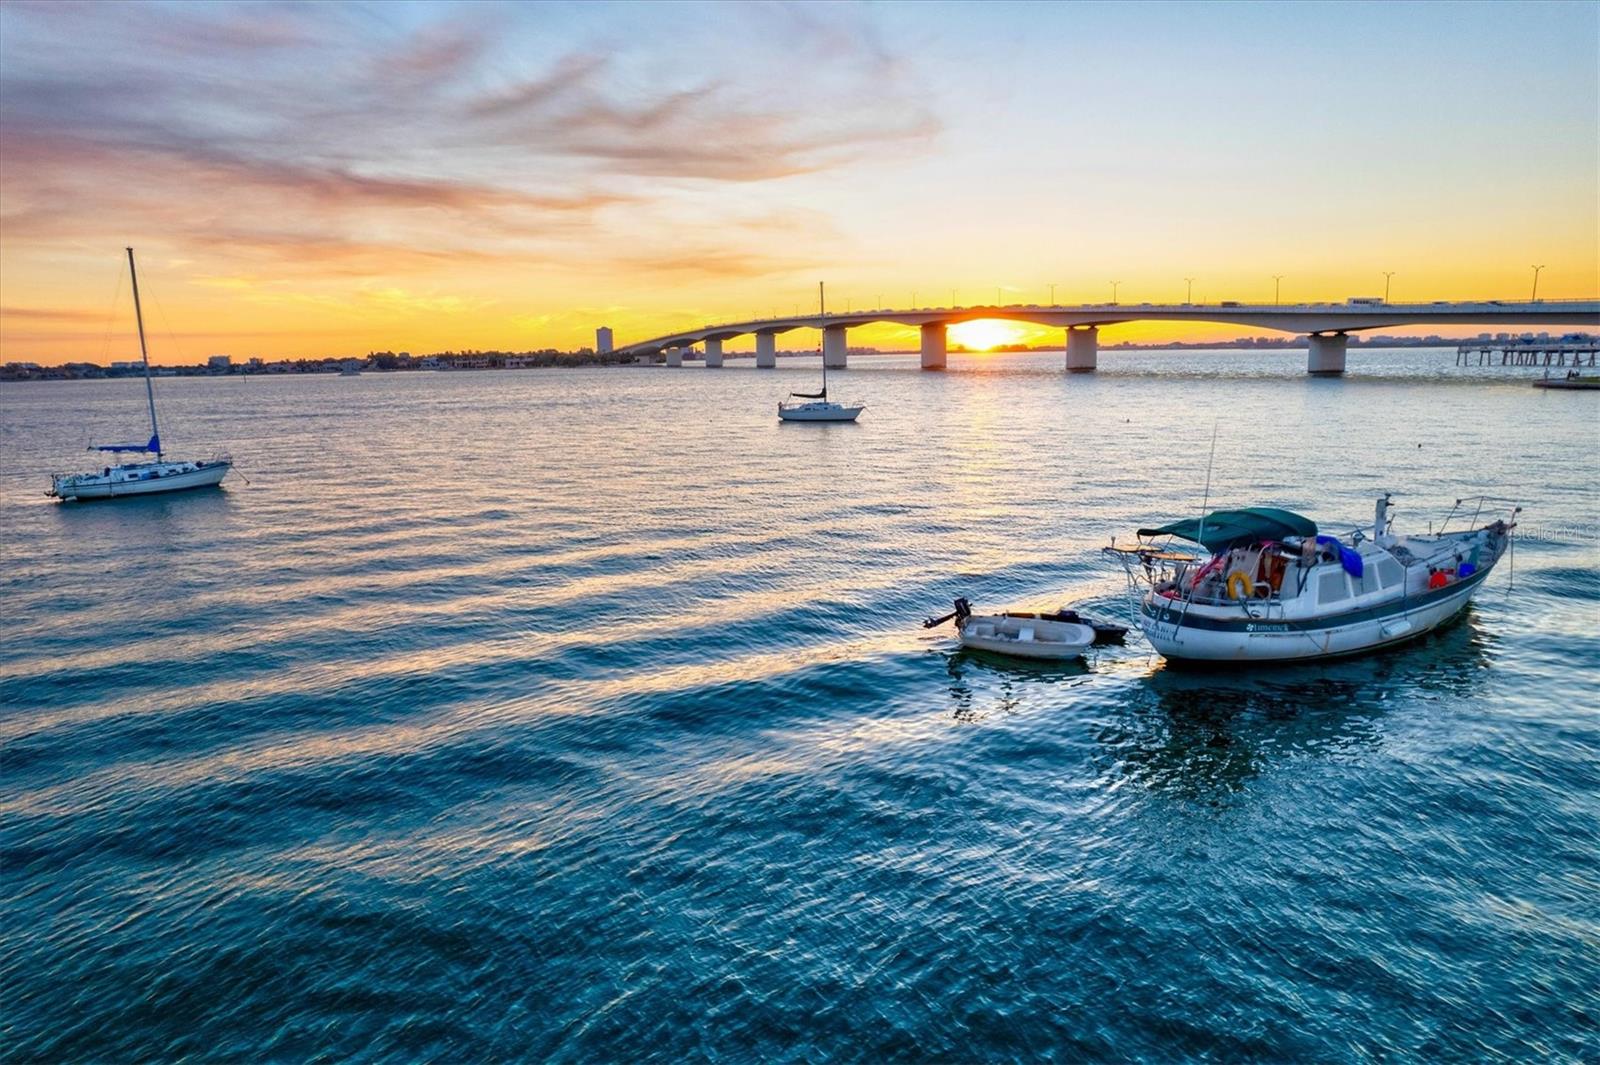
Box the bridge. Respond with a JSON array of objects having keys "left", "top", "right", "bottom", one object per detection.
[{"left": 612, "top": 299, "right": 1600, "bottom": 375}]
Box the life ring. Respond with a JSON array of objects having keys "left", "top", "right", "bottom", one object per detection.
[{"left": 1226, "top": 571, "right": 1255, "bottom": 600}]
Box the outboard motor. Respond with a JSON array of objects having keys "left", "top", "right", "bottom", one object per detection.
[{"left": 923, "top": 597, "right": 974, "bottom": 629}]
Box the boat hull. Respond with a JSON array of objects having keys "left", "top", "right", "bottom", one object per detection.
[
  {"left": 51, "top": 461, "right": 231, "bottom": 501},
  {"left": 777, "top": 403, "right": 864, "bottom": 422},
  {"left": 1140, "top": 566, "right": 1493, "bottom": 663}
]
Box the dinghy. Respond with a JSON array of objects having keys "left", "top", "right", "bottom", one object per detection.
[
  {"left": 924, "top": 598, "right": 1100, "bottom": 660},
  {"left": 957, "top": 613, "right": 1097, "bottom": 659}
]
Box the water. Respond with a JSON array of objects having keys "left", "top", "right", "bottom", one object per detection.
[{"left": 3, "top": 350, "right": 1597, "bottom": 1061}]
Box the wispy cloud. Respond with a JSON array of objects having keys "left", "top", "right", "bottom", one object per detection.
[
  {"left": 0, "top": 2, "right": 939, "bottom": 273},
  {"left": 612, "top": 248, "right": 816, "bottom": 281},
  {"left": 465, "top": 50, "right": 937, "bottom": 182},
  {"left": 0, "top": 305, "right": 108, "bottom": 322}
]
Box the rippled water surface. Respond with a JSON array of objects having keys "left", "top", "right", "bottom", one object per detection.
[{"left": 4, "top": 350, "right": 1598, "bottom": 1061}]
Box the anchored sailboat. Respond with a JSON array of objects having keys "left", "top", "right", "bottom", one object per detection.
[
  {"left": 1105, "top": 494, "right": 1517, "bottom": 663},
  {"left": 778, "top": 282, "right": 864, "bottom": 422},
  {"left": 48, "top": 248, "right": 232, "bottom": 501}
]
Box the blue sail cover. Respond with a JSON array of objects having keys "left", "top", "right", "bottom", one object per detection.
[
  {"left": 1317, "top": 535, "right": 1364, "bottom": 578},
  {"left": 94, "top": 434, "right": 160, "bottom": 454}
]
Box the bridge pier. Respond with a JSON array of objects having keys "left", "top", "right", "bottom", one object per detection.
[
  {"left": 755, "top": 333, "right": 777, "bottom": 368},
  {"left": 823, "top": 324, "right": 848, "bottom": 369},
  {"left": 1065, "top": 325, "right": 1098, "bottom": 373},
  {"left": 920, "top": 322, "right": 947, "bottom": 370},
  {"left": 704, "top": 337, "right": 724, "bottom": 368},
  {"left": 665, "top": 347, "right": 683, "bottom": 367},
  {"left": 1307, "top": 332, "right": 1347, "bottom": 375}
]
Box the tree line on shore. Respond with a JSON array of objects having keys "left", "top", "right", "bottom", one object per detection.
[{"left": 0, "top": 348, "right": 641, "bottom": 380}]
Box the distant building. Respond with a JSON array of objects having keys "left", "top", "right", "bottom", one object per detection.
[
  {"left": 596, "top": 326, "right": 614, "bottom": 354},
  {"left": 207, "top": 354, "right": 231, "bottom": 371},
  {"left": 111, "top": 360, "right": 141, "bottom": 370}
]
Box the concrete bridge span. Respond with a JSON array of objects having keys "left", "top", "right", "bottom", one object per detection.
[{"left": 613, "top": 299, "right": 1600, "bottom": 375}]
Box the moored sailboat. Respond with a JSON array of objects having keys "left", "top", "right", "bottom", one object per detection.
[
  {"left": 1105, "top": 495, "right": 1517, "bottom": 663},
  {"left": 48, "top": 249, "right": 232, "bottom": 502},
  {"left": 778, "top": 282, "right": 864, "bottom": 422}
]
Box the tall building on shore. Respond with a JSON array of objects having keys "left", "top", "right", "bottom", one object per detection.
[{"left": 596, "top": 327, "right": 613, "bottom": 354}]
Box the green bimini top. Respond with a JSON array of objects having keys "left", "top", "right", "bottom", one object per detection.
[{"left": 1137, "top": 507, "right": 1317, "bottom": 552}]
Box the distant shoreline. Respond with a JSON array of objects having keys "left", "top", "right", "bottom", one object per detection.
[{"left": 5, "top": 334, "right": 1592, "bottom": 381}]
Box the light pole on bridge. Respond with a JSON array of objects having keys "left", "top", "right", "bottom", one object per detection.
[
  {"left": 951, "top": 289, "right": 957, "bottom": 307},
  {"left": 1531, "top": 265, "right": 1545, "bottom": 301},
  {"left": 1109, "top": 280, "right": 1121, "bottom": 304},
  {"left": 1383, "top": 271, "right": 1395, "bottom": 303},
  {"left": 1184, "top": 277, "right": 1195, "bottom": 304},
  {"left": 1272, "top": 275, "right": 1284, "bottom": 305},
  {"left": 1049, "top": 283, "right": 1057, "bottom": 305}
]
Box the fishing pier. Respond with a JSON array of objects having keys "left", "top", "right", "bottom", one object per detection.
[{"left": 1455, "top": 339, "right": 1599, "bottom": 369}]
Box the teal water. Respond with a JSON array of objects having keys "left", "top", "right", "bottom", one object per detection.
[{"left": 3, "top": 350, "right": 1598, "bottom": 1061}]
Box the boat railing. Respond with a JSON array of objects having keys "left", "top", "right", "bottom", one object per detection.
[{"left": 1163, "top": 588, "right": 1283, "bottom": 608}]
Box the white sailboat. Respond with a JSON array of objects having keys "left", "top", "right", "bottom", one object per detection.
[
  {"left": 48, "top": 248, "right": 232, "bottom": 502},
  {"left": 1105, "top": 495, "right": 1517, "bottom": 663},
  {"left": 778, "top": 282, "right": 864, "bottom": 422}
]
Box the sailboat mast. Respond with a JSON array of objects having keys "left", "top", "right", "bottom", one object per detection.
[
  {"left": 126, "top": 246, "right": 161, "bottom": 459},
  {"left": 819, "top": 281, "right": 826, "bottom": 397}
]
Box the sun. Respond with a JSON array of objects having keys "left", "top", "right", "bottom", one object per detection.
[{"left": 948, "top": 319, "right": 1030, "bottom": 352}]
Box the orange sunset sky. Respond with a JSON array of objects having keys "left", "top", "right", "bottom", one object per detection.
[{"left": 1, "top": 1, "right": 1596, "bottom": 364}]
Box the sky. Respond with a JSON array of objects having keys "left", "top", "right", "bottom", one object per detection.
[{"left": 1, "top": 0, "right": 1596, "bottom": 363}]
